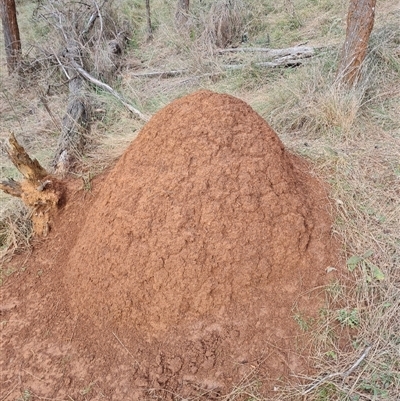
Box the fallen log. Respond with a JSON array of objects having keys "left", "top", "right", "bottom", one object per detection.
[
  {"left": 223, "top": 56, "right": 312, "bottom": 70},
  {"left": 130, "top": 46, "right": 315, "bottom": 79},
  {"left": 218, "top": 45, "right": 314, "bottom": 58},
  {"left": 1, "top": 133, "right": 65, "bottom": 236},
  {"left": 52, "top": 40, "right": 89, "bottom": 176},
  {"left": 130, "top": 69, "right": 188, "bottom": 79}
]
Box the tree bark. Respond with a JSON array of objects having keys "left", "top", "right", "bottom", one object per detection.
[
  {"left": 145, "top": 0, "right": 153, "bottom": 42},
  {"left": 52, "top": 41, "right": 89, "bottom": 176},
  {"left": 175, "top": 0, "right": 189, "bottom": 27},
  {"left": 0, "top": 0, "right": 21, "bottom": 73},
  {"left": 337, "top": 0, "right": 376, "bottom": 87}
]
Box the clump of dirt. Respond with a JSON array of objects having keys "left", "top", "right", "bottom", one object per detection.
[{"left": 1, "top": 90, "right": 340, "bottom": 400}]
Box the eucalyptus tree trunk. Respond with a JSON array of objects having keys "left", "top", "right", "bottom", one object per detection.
[
  {"left": 0, "top": 0, "right": 21, "bottom": 73},
  {"left": 337, "top": 0, "right": 376, "bottom": 87}
]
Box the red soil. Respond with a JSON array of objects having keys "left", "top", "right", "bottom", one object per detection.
[{"left": 1, "top": 90, "right": 339, "bottom": 400}]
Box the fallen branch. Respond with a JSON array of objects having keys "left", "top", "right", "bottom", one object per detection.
[
  {"left": 130, "top": 47, "right": 314, "bottom": 79},
  {"left": 7, "top": 133, "right": 49, "bottom": 182},
  {"left": 218, "top": 45, "right": 314, "bottom": 58},
  {"left": 70, "top": 60, "right": 149, "bottom": 121},
  {"left": 52, "top": 55, "right": 88, "bottom": 176},
  {"left": 131, "top": 69, "right": 188, "bottom": 79},
  {"left": 0, "top": 178, "right": 22, "bottom": 197},
  {"left": 223, "top": 56, "right": 311, "bottom": 70}
]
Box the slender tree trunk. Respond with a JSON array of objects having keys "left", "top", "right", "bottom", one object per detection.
[
  {"left": 0, "top": 0, "right": 21, "bottom": 73},
  {"left": 145, "top": 0, "right": 153, "bottom": 42},
  {"left": 175, "top": 0, "right": 190, "bottom": 27},
  {"left": 337, "top": 0, "right": 376, "bottom": 87}
]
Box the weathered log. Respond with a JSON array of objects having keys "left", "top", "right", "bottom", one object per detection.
[
  {"left": 131, "top": 69, "right": 188, "bottom": 79},
  {"left": 218, "top": 45, "right": 314, "bottom": 58},
  {"left": 223, "top": 55, "right": 311, "bottom": 70},
  {"left": 1, "top": 133, "right": 65, "bottom": 236},
  {"left": 130, "top": 46, "right": 315, "bottom": 79},
  {"left": 52, "top": 41, "right": 89, "bottom": 176}
]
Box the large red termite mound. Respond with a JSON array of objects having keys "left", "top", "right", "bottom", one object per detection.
[{"left": 57, "top": 90, "right": 337, "bottom": 396}]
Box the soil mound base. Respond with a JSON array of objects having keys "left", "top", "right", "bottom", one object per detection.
[{"left": 59, "top": 90, "right": 337, "bottom": 394}]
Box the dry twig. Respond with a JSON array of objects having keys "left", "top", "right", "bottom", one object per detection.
[{"left": 303, "top": 344, "right": 372, "bottom": 395}]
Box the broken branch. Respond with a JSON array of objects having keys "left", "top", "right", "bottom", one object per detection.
[
  {"left": 303, "top": 344, "right": 372, "bottom": 395},
  {"left": 218, "top": 45, "right": 315, "bottom": 58},
  {"left": 69, "top": 60, "right": 149, "bottom": 121},
  {"left": 131, "top": 69, "right": 188, "bottom": 79},
  {"left": 223, "top": 57, "right": 311, "bottom": 70},
  {"left": 1, "top": 133, "right": 65, "bottom": 236},
  {"left": 7, "top": 133, "right": 49, "bottom": 183},
  {"left": 0, "top": 178, "right": 22, "bottom": 197}
]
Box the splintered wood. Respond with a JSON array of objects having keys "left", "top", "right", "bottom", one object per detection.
[{"left": 0, "top": 133, "right": 65, "bottom": 236}]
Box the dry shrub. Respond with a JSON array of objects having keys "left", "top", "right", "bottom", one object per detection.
[
  {"left": 202, "top": 0, "right": 247, "bottom": 49},
  {"left": 32, "top": 0, "right": 131, "bottom": 83}
]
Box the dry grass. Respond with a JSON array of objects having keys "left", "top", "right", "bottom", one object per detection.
[
  {"left": 201, "top": 0, "right": 247, "bottom": 49},
  {"left": 1, "top": 0, "right": 399, "bottom": 399},
  {"left": 0, "top": 199, "right": 32, "bottom": 265}
]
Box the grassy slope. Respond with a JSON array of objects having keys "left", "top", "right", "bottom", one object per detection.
[{"left": 1, "top": 0, "right": 399, "bottom": 399}]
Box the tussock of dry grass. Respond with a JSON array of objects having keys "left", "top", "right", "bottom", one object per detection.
[
  {"left": 0, "top": 200, "right": 32, "bottom": 264},
  {"left": 201, "top": 0, "right": 247, "bottom": 49}
]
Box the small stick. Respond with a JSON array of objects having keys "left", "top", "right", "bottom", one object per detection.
[
  {"left": 39, "top": 95, "right": 62, "bottom": 132},
  {"left": 342, "top": 344, "right": 372, "bottom": 379},
  {"left": 0, "top": 384, "right": 18, "bottom": 401},
  {"left": 112, "top": 331, "right": 140, "bottom": 367},
  {"left": 303, "top": 344, "right": 372, "bottom": 395}
]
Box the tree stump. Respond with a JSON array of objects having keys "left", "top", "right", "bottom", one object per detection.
[{"left": 0, "top": 134, "right": 66, "bottom": 236}]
